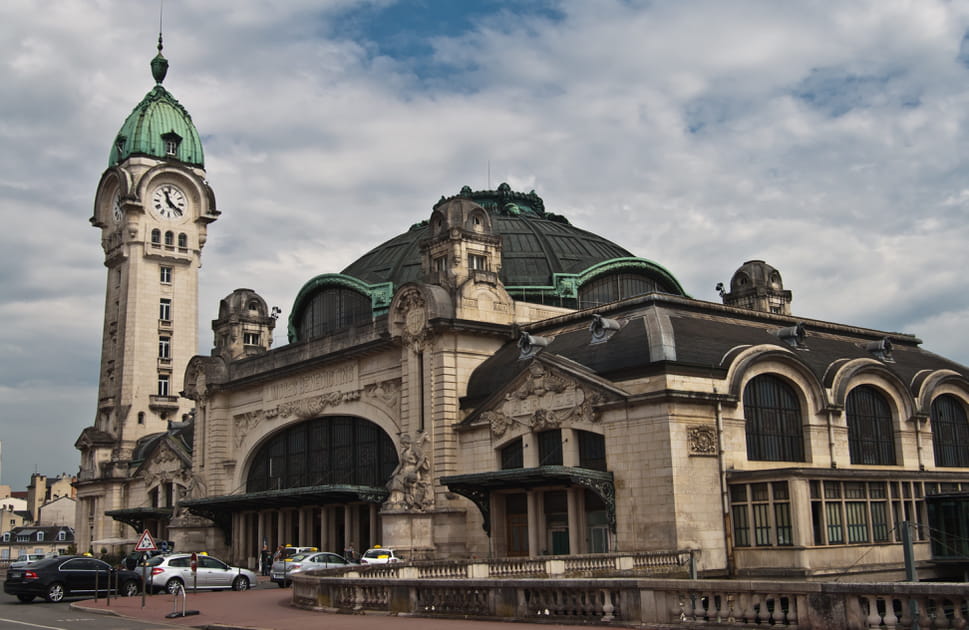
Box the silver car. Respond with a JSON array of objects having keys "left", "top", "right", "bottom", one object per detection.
[
  {"left": 271, "top": 551, "right": 350, "bottom": 587},
  {"left": 145, "top": 553, "right": 256, "bottom": 593}
]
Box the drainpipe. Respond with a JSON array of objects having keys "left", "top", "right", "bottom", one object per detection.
[{"left": 714, "top": 391, "right": 734, "bottom": 577}]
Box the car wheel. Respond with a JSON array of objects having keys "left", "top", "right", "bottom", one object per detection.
[
  {"left": 165, "top": 578, "right": 184, "bottom": 595},
  {"left": 45, "top": 582, "right": 66, "bottom": 603},
  {"left": 232, "top": 575, "right": 250, "bottom": 591},
  {"left": 16, "top": 594, "right": 35, "bottom": 603},
  {"left": 120, "top": 580, "right": 140, "bottom": 597}
]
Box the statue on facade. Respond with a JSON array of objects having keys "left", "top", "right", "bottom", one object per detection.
[{"left": 385, "top": 432, "right": 431, "bottom": 511}]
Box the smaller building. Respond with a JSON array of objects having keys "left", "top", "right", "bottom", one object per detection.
[{"left": 0, "top": 526, "right": 74, "bottom": 562}]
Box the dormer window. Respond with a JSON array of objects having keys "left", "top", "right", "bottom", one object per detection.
[
  {"left": 162, "top": 132, "right": 182, "bottom": 156},
  {"left": 37, "top": 531, "right": 44, "bottom": 542},
  {"left": 57, "top": 530, "right": 66, "bottom": 541},
  {"left": 244, "top": 332, "right": 260, "bottom": 345},
  {"left": 434, "top": 256, "right": 447, "bottom": 273},
  {"left": 115, "top": 136, "right": 126, "bottom": 155}
]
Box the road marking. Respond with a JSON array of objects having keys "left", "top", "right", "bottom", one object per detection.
[{"left": 0, "top": 618, "right": 65, "bottom": 630}]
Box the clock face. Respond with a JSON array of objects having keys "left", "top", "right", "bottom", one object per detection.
[
  {"left": 112, "top": 192, "right": 124, "bottom": 223},
  {"left": 152, "top": 184, "right": 187, "bottom": 220}
]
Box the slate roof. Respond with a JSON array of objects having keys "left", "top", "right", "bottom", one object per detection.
[{"left": 461, "top": 293, "right": 969, "bottom": 409}]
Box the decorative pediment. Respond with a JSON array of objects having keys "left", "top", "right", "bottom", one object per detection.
[
  {"left": 139, "top": 441, "right": 192, "bottom": 488},
  {"left": 477, "top": 360, "right": 624, "bottom": 437}
]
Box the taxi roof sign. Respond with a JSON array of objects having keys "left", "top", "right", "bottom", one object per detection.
[{"left": 134, "top": 530, "right": 157, "bottom": 552}]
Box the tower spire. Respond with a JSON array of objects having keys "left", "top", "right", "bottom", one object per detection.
[{"left": 150, "top": 2, "right": 168, "bottom": 85}]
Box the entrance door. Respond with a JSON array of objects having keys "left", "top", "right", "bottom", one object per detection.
[{"left": 507, "top": 514, "right": 529, "bottom": 556}]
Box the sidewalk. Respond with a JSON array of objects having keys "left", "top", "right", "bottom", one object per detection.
[{"left": 70, "top": 577, "right": 602, "bottom": 630}]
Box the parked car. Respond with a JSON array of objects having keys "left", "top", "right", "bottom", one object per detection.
[
  {"left": 145, "top": 553, "right": 257, "bottom": 594},
  {"left": 4, "top": 555, "right": 142, "bottom": 603},
  {"left": 359, "top": 547, "right": 401, "bottom": 565},
  {"left": 270, "top": 551, "right": 353, "bottom": 587},
  {"left": 9, "top": 553, "right": 47, "bottom": 569}
]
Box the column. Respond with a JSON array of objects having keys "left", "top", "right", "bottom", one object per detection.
[
  {"left": 369, "top": 504, "right": 378, "bottom": 548},
  {"left": 343, "top": 505, "right": 353, "bottom": 550},
  {"left": 298, "top": 508, "right": 309, "bottom": 546},
  {"left": 527, "top": 490, "right": 540, "bottom": 557},
  {"left": 257, "top": 511, "right": 266, "bottom": 552},
  {"left": 567, "top": 487, "right": 581, "bottom": 555},
  {"left": 319, "top": 507, "right": 328, "bottom": 551},
  {"left": 277, "top": 510, "right": 285, "bottom": 546}
]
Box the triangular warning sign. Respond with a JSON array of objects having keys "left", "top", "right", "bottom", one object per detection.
[{"left": 134, "top": 529, "right": 157, "bottom": 551}]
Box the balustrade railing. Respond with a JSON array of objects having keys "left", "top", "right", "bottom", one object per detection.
[{"left": 293, "top": 574, "right": 969, "bottom": 629}]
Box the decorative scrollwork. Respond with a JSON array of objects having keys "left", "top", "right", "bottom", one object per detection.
[{"left": 687, "top": 426, "right": 718, "bottom": 456}]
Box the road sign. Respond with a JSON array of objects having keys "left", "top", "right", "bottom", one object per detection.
[{"left": 134, "top": 529, "right": 157, "bottom": 552}]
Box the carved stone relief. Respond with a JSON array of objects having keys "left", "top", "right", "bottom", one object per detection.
[
  {"left": 235, "top": 379, "right": 402, "bottom": 447},
  {"left": 384, "top": 431, "right": 433, "bottom": 512},
  {"left": 687, "top": 425, "right": 718, "bottom": 456},
  {"left": 487, "top": 362, "right": 607, "bottom": 437}
]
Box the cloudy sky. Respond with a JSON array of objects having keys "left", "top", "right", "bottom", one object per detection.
[{"left": 2, "top": 0, "right": 969, "bottom": 489}]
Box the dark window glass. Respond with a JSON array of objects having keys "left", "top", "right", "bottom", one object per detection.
[
  {"left": 931, "top": 395, "right": 969, "bottom": 467},
  {"left": 578, "top": 430, "right": 607, "bottom": 470},
  {"left": 295, "top": 287, "right": 372, "bottom": 341},
  {"left": 151, "top": 229, "right": 161, "bottom": 245},
  {"left": 846, "top": 386, "right": 896, "bottom": 465},
  {"left": 578, "top": 272, "right": 672, "bottom": 309},
  {"left": 537, "top": 429, "right": 563, "bottom": 466},
  {"left": 501, "top": 439, "right": 523, "bottom": 469},
  {"left": 743, "top": 374, "right": 804, "bottom": 462},
  {"left": 177, "top": 233, "right": 187, "bottom": 248},
  {"left": 246, "top": 416, "right": 397, "bottom": 493},
  {"left": 164, "top": 231, "right": 174, "bottom": 246}
]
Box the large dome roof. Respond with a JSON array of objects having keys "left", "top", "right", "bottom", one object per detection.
[
  {"left": 108, "top": 41, "right": 204, "bottom": 167},
  {"left": 341, "top": 184, "right": 684, "bottom": 300}
]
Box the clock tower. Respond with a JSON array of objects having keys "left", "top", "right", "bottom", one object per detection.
[{"left": 75, "top": 37, "right": 218, "bottom": 554}]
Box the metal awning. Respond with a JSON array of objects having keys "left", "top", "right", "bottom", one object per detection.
[
  {"left": 179, "top": 484, "right": 390, "bottom": 545},
  {"left": 104, "top": 507, "right": 173, "bottom": 533},
  {"left": 440, "top": 465, "right": 615, "bottom": 536}
]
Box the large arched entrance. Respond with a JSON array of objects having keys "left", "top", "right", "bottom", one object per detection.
[{"left": 184, "top": 416, "right": 398, "bottom": 568}]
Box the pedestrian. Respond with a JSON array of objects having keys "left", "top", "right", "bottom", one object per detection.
[
  {"left": 260, "top": 545, "right": 272, "bottom": 576},
  {"left": 343, "top": 542, "right": 355, "bottom": 562}
]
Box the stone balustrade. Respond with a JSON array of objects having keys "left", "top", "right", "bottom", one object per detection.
[{"left": 292, "top": 574, "right": 969, "bottom": 629}]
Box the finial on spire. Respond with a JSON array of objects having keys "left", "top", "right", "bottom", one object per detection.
[{"left": 150, "top": 0, "right": 169, "bottom": 84}]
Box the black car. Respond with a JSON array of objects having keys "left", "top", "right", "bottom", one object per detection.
[{"left": 4, "top": 555, "right": 142, "bottom": 603}]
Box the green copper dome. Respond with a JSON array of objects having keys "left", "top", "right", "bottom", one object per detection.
[
  {"left": 108, "top": 40, "right": 204, "bottom": 167},
  {"left": 340, "top": 184, "right": 686, "bottom": 308}
]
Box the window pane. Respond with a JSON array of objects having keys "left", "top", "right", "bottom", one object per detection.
[
  {"left": 826, "top": 502, "right": 844, "bottom": 544},
  {"left": 846, "top": 386, "right": 896, "bottom": 465},
  {"left": 931, "top": 395, "right": 969, "bottom": 467},
  {"left": 743, "top": 374, "right": 804, "bottom": 462},
  {"left": 846, "top": 502, "right": 869, "bottom": 543},
  {"left": 774, "top": 503, "right": 792, "bottom": 546},
  {"left": 732, "top": 505, "right": 750, "bottom": 547},
  {"left": 753, "top": 503, "right": 771, "bottom": 546}
]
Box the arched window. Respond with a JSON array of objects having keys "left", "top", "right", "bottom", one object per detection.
[
  {"left": 151, "top": 229, "right": 161, "bottom": 245},
  {"left": 177, "top": 233, "right": 187, "bottom": 248},
  {"left": 578, "top": 272, "right": 672, "bottom": 309},
  {"left": 294, "top": 287, "right": 372, "bottom": 341},
  {"left": 846, "top": 386, "right": 896, "bottom": 465},
  {"left": 246, "top": 416, "right": 397, "bottom": 492},
  {"left": 164, "top": 231, "right": 174, "bottom": 246},
  {"left": 932, "top": 395, "right": 969, "bottom": 467},
  {"left": 743, "top": 374, "right": 804, "bottom": 462}
]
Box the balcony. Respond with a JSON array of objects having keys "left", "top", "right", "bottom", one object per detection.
[{"left": 148, "top": 395, "right": 180, "bottom": 411}]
